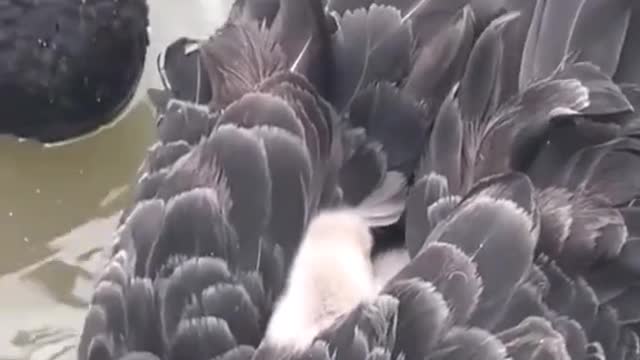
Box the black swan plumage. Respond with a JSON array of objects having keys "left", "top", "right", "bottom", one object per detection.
[
  {"left": 78, "top": 0, "right": 640, "bottom": 359},
  {"left": 0, "top": 0, "right": 149, "bottom": 142}
]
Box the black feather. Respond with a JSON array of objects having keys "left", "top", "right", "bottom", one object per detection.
[
  {"left": 146, "top": 188, "right": 237, "bottom": 276},
  {"left": 496, "top": 317, "right": 571, "bottom": 360},
  {"left": 566, "top": 0, "right": 635, "bottom": 78},
  {"left": 200, "top": 283, "right": 262, "bottom": 346},
  {"left": 255, "top": 126, "right": 312, "bottom": 262},
  {"left": 158, "top": 37, "right": 212, "bottom": 104},
  {"left": 201, "top": 125, "right": 272, "bottom": 271},
  {"left": 125, "top": 279, "right": 163, "bottom": 354},
  {"left": 329, "top": 5, "right": 413, "bottom": 112},
  {"left": 161, "top": 258, "right": 233, "bottom": 341},
  {"left": 168, "top": 317, "right": 236, "bottom": 360},
  {"left": 392, "top": 242, "right": 481, "bottom": 325},
  {"left": 385, "top": 279, "right": 451, "bottom": 360},
  {"left": 157, "top": 100, "right": 217, "bottom": 145},
  {"left": 431, "top": 326, "right": 508, "bottom": 360},
  {"left": 421, "top": 87, "right": 464, "bottom": 193},
  {"left": 404, "top": 173, "right": 450, "bottom": 257},
  {"left": 349, "top": 82, "right": 430, "bottom": 176},
  {"left": 403, "top": 5, "right": 475, "bottom": 105},
  {"left": 200, "top": 21, "right": 287, "bottom": 109}
]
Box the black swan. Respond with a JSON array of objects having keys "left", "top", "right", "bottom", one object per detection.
[
  {"left": 79, "top": 0, "right": 640, "bottom": 359},
  {"left": 0, "top": 0, "right": 149, "bottom": 142}
]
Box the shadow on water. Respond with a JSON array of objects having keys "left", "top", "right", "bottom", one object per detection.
[
  {"left": 0, "top": 1, "right": 232, "bottom": 359},
  {"left": 0, "top": 90, "right": 155, "bottom": 360},
  {"left": 0, "top": 100, "right": 155, "bottom": 275}
]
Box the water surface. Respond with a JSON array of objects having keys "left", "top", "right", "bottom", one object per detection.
[{"left": 0, "top": 2, "right": 231, "bottom": 359}]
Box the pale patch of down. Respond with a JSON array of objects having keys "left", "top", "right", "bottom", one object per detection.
[{"left": 264, "top": 209, "right": 378, "bottom": 351}]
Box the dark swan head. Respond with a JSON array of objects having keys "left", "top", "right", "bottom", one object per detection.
[{"left": 0, "top": 0, "right": 150, "bottom": 142}]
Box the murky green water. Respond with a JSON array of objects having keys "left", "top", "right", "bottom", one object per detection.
[{"left": 0, "top": 1, "right": 231, "bottom": 359}]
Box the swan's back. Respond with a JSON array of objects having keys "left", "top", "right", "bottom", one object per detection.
[{"left": 77, "top": 0, "right": 640, "bottom": 359}]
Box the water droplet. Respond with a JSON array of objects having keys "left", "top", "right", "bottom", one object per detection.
[
  {"left": 24, "top": 237, "right": 30, "bottom": 243},
  {"left": 35, "top": 188, "right": 41, "bottom": 194},
  {"left": 8, "top": 211, "right": 13, "bottom": 217},
  {"left": 96, "top": 96, "right": 102, "bottom": 103}
]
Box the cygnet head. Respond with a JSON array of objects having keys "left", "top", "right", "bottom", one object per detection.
[
  {"left": 262, "top": 208, "right": 377, "bottom": 351},
  {"left": 303, "top": 209, "right": 374, "bottom": 257}
]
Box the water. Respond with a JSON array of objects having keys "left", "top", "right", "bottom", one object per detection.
[{"left": 0, "top": 1, "right": 231, "bottom": 359}]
